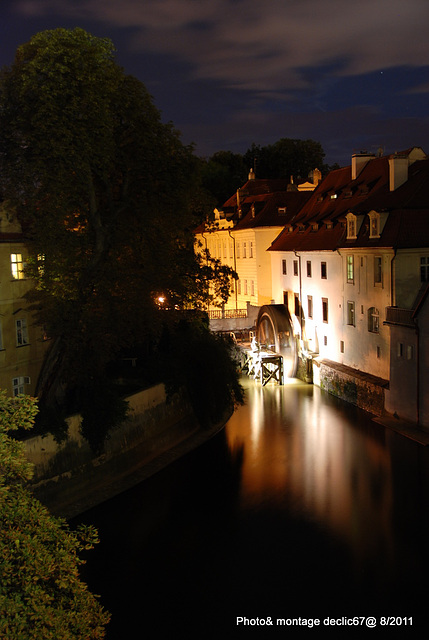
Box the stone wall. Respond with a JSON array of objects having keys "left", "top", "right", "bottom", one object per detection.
[
  {"left": 25, "top": 384, "right": 198, "bottom": 517},
  {"left": 313, "top": 359, "right": 387, "bottom": 416}
]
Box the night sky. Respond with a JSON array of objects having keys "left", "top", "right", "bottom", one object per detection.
[{"left": 2, "top": 0, "right": 429, "bottom": 167}]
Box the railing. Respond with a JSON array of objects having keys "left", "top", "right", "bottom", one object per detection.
[
  {"left": 208, "top": 308, "right": 248, "bottom": 319},
  {"left": 385, "top": 307, "right": 415, "bottom": 326}
]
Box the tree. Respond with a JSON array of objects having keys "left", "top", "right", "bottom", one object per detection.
[
  {"left": 243, "top": 138, "right": 326, "bottom": 181},
  {"left": 199, "top": 151, "right": 247, "bottom": 207},
  {"left": 0, "top": 28, "right": 231, "bottom": 418},
  {"left": 0, "top": 391, "right": 110, "bottom": 639}
]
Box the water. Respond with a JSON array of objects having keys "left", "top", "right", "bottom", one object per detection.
[{"left": 74, "top": 378, "right": 429, "bottom": 637}]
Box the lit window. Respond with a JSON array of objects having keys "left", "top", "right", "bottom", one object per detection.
[
  {"left": 11, "top": 254, "right": 25, "bottom": 280},
  {"left": 347, "top": 301, "right": 355, "bottom": 326},
  {"left": 322, "top": 298, "right": 329, "bottom": 323},
  {"left": 347, "top": 255, "right": 354, "bottom": 283},
  {"left": 368, "top": 307, "right": 380, "bottom": 333},
  {"left": 282, "top": 259, "right": 287, "bottom": 275},
  {"left": 16, "top": 318, "right": 29, "bottom": 346},
  {"left": 321, "top": 262, "right": 327, "bottom": 279}
]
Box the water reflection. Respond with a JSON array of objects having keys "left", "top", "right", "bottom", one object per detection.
[{"left": 76, "top": 376, "right": 429, "bottom": 637}]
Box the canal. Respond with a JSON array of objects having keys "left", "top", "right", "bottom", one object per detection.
[{"left": 74, "top": 377, "right": 429, "bottom": 637}]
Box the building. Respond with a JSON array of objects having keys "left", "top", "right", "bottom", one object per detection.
[
  {"left": 194, "top": 170, "right": 314, "bottom": 312},
  {"left": 0, "top": 205, "right": 48, "bottom": 397},
  {"left": 269, "top": 147, "right": 429, "bottom": 423}
]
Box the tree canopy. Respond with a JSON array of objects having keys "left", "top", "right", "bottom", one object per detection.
[
  {"left": 0, "top": 391, "right": 110, "bottom": 639},
  {"left": 0, "top": 28, "right": 235, "bottom": 419}
]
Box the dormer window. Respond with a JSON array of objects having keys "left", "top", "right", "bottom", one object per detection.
[
  {"left": 368, "top": 211, "right": 380, "bottom": 239},
  {"left": 278, "top": 207, "right": 287, "bottom": 215},
  {"left": 346, "top": 213, "right": 357, "bottom": 239},
  {"left": 330, "top": 193, "right": 337, "bottom": 200}
]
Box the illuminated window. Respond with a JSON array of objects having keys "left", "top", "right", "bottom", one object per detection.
[
  {"left": 12, "top": 376, "right": 30, "bottom": 396},
  {"left": 282, "top": 259, "right": 287, "bottom": 275},
  {"left": 374, "top": 256, "right": 382, "bottom": 285},
  {"left": 368, "top": 307, "right": 379, "bottom": 333},
  {"left": 11, "top": 253, "right": 25, "bottom": 280},
  {"left": 16, "top": 318, "right": 29, "bottom": 346},
  {"left": 322, "top": 298, "right": 329, "bottom": 323},
  {"left": 347, "top": 255, "right": 354, "bottom": 283},
  {"left": 347, "top": 301, "right": 355, "bottom": 326},
  {"left": 321, "top": 262, "right": 327, "bottom": 279}
]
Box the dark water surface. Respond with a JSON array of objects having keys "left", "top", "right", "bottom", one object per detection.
[{"left": 74, "top": 378, "right": 429, "bottom": 637}]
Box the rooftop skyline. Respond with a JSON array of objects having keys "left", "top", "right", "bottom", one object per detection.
[{"left": 2, "top": 0, "right": 429, "bottom": 167}]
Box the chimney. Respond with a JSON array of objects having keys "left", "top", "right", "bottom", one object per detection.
[
  {"left": 312, "top": 168, "right": 322, "bottom": 185},
  {"left": 388, "top": 154, "right": 409, "bottom": 191},
  {"left": 248, "top": 168, "right": 255, "bottom": 180},
  {"left": 351, "top": 152, "right": 375, "bottom": 180}
]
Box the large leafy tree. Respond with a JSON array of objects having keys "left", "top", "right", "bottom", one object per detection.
[
  {"left": 0, "top": 28, "right": 232, "bottom": 413},
  {"left": 243, "top": 138, "right": 326, "bottom": 182},
  {"left": 0, "top": 391, "right": 110, "bottom": 639}
]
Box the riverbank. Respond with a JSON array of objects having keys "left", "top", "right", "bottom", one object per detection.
[{"left": 32, "top": 411, "right": 230, "bottom": 521}]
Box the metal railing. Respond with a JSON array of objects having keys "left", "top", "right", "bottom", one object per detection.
[
  {"left": 385, "top": 307, "right": 415, "bottom": 327},
  {"left": 208, "top": 308, "right": 248, "bottom": 319}
]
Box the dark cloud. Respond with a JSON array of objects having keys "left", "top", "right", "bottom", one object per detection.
[{"left": 4, "top": 0, "right": 429, "bottom": 165}]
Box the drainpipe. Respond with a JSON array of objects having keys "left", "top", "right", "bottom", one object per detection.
[
  {"left": 390, "top": 249, "right": 397, "bottom": 307},
  {"left": 228, "top": 229, "right": 238, "bottom": 311}
]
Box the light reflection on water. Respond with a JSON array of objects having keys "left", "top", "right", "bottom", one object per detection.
[{"left": 76, "top": 376, "right": 429, "bottom": 637}]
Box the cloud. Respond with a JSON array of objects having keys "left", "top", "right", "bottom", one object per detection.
[{"left": 15, "top": 0, "right": 429, "bottom": 97}]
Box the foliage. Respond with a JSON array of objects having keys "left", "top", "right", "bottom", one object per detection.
[
  {"left": 199, "top": 150, "right": 248, "bottom": 207},
  {"left": 0, "top": 391, "right": 110, "bottom": 639},
  {"left": 0, "top": 28, "right": 230, "bottom": 418},
  {"left": 158, "top": 317, "right": 244, "bottom": 428},
  {"left": 243, "top": 138, "right": 326, "bottom": 182}
]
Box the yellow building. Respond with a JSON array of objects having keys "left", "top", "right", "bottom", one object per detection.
[
  {"left": 195, "top": 172, "right": 313, "bottom": 312},
  {"left": 0, "top": 207, "right": 48, "bottom": 397}
]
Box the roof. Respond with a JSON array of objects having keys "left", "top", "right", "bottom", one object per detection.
[{"left": 270, "top": 148, "right": 429, "bottom": 253}]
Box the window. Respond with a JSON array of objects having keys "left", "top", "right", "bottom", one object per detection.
[
  {"left": 306, "top": 261, "right": 312, "bottom": 277},
  {"left": 421, "top": 257, "right": 429, "bottom": 282},
  {"left": 369, "top": 211, "right": 380, "bottom": 238},
  {"left": 321, "top": 262, "right": 327, "bottom": 279},
  {"left": 249, "top": 242, "right": 254, "bottom": 258},
  {"left": 374, "top": 256, "right": 382, "bottom": 285},
  {"left": 12, "top": 376, "right": 30, "bottom": 397},
  {"left": 237, "top": 280, "right": 241, "bottom": 294},
  {"left": 407, "top": 345, "right": 414, "bottom": 360},
  {"left": 347, "top": 301, "right": 355, "bottom": 326},
  {"left": 397, "top": 342, "right": 403, "bottom": 357},
  {"left": 11, "top": 253, "right": 25, "bottom": 280},
  {"left": 322, "top": 298, "right": 329, "bottom": 323},
  {"left": 307, "top": 295, "right": 313, "bottom": 319},
  {"left": 237, "top": 243, "right": 241, "bottom": 259},
  {"left": 340, "top": 340, "right": 344, "bottom": 353},
  {"left": 251, "top": 280, "right": 255, "bottom": 296},
  {"left": 243, "top": 242, "right": 247, "bottom": 258},
  {"left": 244, "top": 279, "right": 248, "bottom": 295},
  {"left": 368, "top": 307, "right": 380, "bottom": 333},
  {"left": 229, "top": 240, "right": 233, "bottom": 258},
  {"left": 376, "top": 346, "right": 381, "bottom": 359},
  {"left": 347, "top": 255, "right": 354, "bottom": 283},
  {"left": 294, "top": 294, "right": 300, "bottom": 317},
  {"left": 223, "top": 241, "right": 227, "bottom": 258},
  {"left": 282, "top": 259, "right": 287, "bottom": 275},
  {"left": 293, "top": 260, "right": 298, "bottom": 276},
  {"left": 346, "top": 213, "right": 357, "bottom": 239},
  {"left": 16, "top": 318, "right": 29, "bottom": 346}
]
